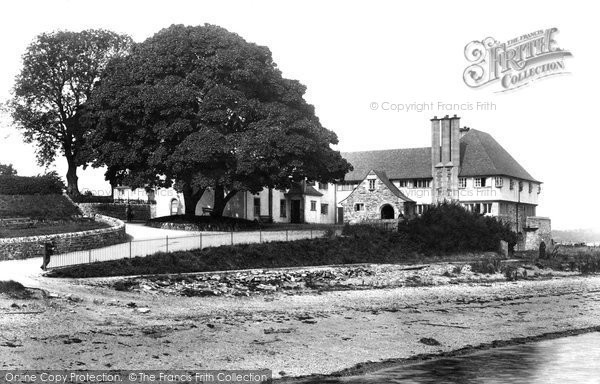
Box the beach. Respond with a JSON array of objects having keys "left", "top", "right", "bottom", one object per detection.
[{"left": 2, "top": 265, "right": 600, "bottom": 380}]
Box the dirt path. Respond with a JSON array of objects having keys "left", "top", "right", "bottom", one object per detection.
[{"left": 2, "top": 272, "right": 600, "bottom": 378}]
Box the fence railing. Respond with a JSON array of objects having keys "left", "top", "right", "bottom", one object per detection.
[{"left": 48, "top": 228, "right": 330, "bottom": 269}]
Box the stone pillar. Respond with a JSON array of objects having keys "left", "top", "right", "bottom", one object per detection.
[
  {"left": 431, "top": 117, "right": 441, "bottom": 165},
  {"left": 441, "top": 116, "right": 451, "bottom": 163}
]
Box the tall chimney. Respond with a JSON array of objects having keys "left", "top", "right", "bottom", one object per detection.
[
  {"left": 431, "top": 117, "right": 441, "bottom": 165},
  {"left": 450, "top": 114, "right": 460, "bottom": 166},
  {"left": 441, "top": 115, "right": 451, "bottom": 163}
]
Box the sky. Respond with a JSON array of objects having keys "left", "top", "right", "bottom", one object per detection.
[{"left": 0, "top": 0, "right": 596, "bottom": 230}]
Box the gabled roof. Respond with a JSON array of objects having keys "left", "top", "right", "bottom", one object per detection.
[
  {"left": 372, "top": 170, "right": 414, "bottom": 202},
  {"left": 341, "top": 129, "right": 538, "bottom": 183},
  {"left": 341, "top": 147, "right": 431, "bottom": 181},
  {"left": 285, "top": 183, "right": 323, "bottom": 197},
  {"left": 459, "top": 129, "right": 538, "bottom": 182}
]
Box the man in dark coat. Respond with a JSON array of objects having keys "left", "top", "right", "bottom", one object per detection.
[
  {"left": 41, "top": 241, "right": 55, "bottom": 270},
  {"left": 539, "top": 240, "right": 546, "bottom": 259}
]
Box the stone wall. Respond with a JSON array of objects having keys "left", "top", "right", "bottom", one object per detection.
[
  {"left": 78, "top": 202, "right": 155, "bottom": 221},
  {"left": 524, "top": 216, "right": 552, "bottom": 251},
  {"left": 342, "top": 172, "right": 406, "bottom": 223},
  {"left": 0, "top": 215, "right": 126, "bottom": 261}
]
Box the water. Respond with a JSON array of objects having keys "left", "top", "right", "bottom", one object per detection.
[{"left": 298, "top": 332, "right": 600, "bottom": 384}]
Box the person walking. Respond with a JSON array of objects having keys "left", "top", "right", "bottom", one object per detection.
[
  {"left": 41, "top": 241, "right": 55, "bottom": 270},
  {"left": 126, "top": 203, "right": 133, "bottom": 223},
  {"left": 539, "top": 240, "right": 546, "bottom": 259}
]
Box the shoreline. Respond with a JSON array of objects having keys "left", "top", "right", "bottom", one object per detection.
[
  {"left": 275, "top": 326, "right": 600, "bottom": 382},
  {"left": 2, "top": 264, "right": 600, "bottom": 379}
]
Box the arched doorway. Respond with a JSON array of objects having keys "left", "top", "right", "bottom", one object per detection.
[
  {"left": 170, "top": 199, "right": 179, "bottom": 216},
  {"left": 380, "top": 204, "right": 394, "bottom": 219}
]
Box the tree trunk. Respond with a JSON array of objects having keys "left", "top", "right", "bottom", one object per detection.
[
  {"left": 212, "top": 184, "right": 237, "bottom": 218},
  {"left": 65, "top": 158, "right": 80, "bottom": 197},
  {"left": 182, "top": 184, "right": 204, "bottom": 217}
]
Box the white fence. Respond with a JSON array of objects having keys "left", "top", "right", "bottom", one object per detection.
[{"left": 48, "top": 228, "right": 328, "bottom": 269}]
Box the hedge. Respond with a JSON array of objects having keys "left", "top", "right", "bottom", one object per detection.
[{"left": 0, "top": 174, "right": 65, "bottom": 195}]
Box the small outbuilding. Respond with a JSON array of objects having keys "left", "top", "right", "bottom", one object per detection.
[{"left": 340, "top": 170, "right": 416, "bottom": 223}]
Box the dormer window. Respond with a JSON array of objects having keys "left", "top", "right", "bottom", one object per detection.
[
  {"left": 458, "top": 178, "right": 467, "bottom": 189},
  {"left": 368, "top": 179, "right": 376, "bottom": 191},
  {"left": 474, "top": 178, "right": 487, "bottom": 188},
  {"left": 528, "top": 182, "right": 533, "bottom": 194}
]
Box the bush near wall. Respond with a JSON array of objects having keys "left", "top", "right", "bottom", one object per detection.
[
  {"left": 0, "top": 195, "right": 81, "bottom": 220},
  {"left": 0, "top": 174, "right": 64, "bottom": 195},
  {"left": 146, "top": 215, "right": 261, "bottom": 232},
  {"left": 398, "top": 202, "right": 517, "bottom": 254},
  {"left": 78, "top": 203, "right": 152, "bottom": 221}
]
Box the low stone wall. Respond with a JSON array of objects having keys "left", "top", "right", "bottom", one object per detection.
[
  {"left": 0, "top": 215, "right": 126, "bottom": 261},
  {"left": 78, "top": 202, "right": 155, "bottom": 221}
]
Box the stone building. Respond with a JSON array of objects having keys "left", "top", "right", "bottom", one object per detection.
[
  {"left": 115, "top": 115, "right": 549, "bottom": 249},
  {"left": 339, "top": 170, "right": 415, "bottom": 223},
  {"left": 337, "top": 115, "right": 548, "bottom": 250}
]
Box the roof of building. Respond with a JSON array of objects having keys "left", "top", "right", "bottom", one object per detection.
[
  {"left": 459, "top": 129, "right": 537, "bottom": 181},
  {"left": 341, "top": 129, "right": 538, "bottom": 182},
  {"left": 342, "top": 147, "right": 432, "bottom": 181},
  {"left": 285, "top": 183, "right": 323, "bottom": 197},
  {"left": 372, "top": 170, "right": 414, "bottom": 202}
]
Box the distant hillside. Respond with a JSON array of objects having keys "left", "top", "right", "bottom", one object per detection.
[
  {"left": 552, "top": 229, "right": 600, "bottom": 244},
  {"left": 0, "top": 195, "right": 81, "bottom": 220}
]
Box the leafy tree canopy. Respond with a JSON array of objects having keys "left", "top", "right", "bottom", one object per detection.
[
  {"left": 11, "top": 29, "right": 132, "bottom": 196},
  {"left": 0, "top": 163, "right": 17, "bottom": 176},
  {"left": 86, "top": 24, "right": 351, "bottom": 215}
]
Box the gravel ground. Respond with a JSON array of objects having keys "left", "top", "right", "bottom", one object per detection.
[{"left": 2, "top": 269, "right": 600, "bottom": 379}]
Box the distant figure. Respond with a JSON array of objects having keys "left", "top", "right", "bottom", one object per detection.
[
  {"left": 126, "top": 204, "right": 133, "bottom": 223},
  {"left": 41, "top": 241, "right": 55, "bottom": 271},
  {"left": 539, "top": 240, "right": 546, "bottom": 259}
]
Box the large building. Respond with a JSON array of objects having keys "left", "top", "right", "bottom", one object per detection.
[{"left": 116, "top": 115, "right": 549, "bottom": 248}]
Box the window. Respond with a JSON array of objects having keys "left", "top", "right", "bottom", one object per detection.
[
  {"left": 518, "top": 181, "right": 523, "bottom": 192},
  {"left": 368, "top": 179, "right": 376, "bottom": 190},
  {"left": 337, "top": 183, "right": 357, "bottom": 191},
  {"left": 458, "top": 178, "right": 467, "bottom": 189},
  {"left": 318, "top": 182, "right": 328, "bottom": 190},
  {"left": 354, "top": 203, "right": 365, "bottom": 211},
  {"left": 528, "top": 182, "right": 533, "bottom": 193},
  {"left": 320, "top": 203, "right": 328, "bottom": 215},
  {"left": 398, "top": 180, "right": 409, "bottom": 188},
  {"left": 509, "top": 179, "right": 514, "bottom": 190},
  {"left": 253, "top": 197, "right": 261, "bottom": 216},
  {"left": 474, "top": 178, "right": 487, "bottom": 188},
  {"left": 416, "top": 204, "right": 430, "bottom": 215},
  {"left": 310, "top": 200, "right": 317, "bottom": 211},
  {"left": 495, "top": 177, "right": 503, "bottom": 188},
  {"left": 280, "top": 199, "right": 287, "bottom": 218},
  {"left": 482, "top": 203, "right": 492, "bottom": 214},
  {"left": 413, "top": 179, "right": 431, "bottom": 188}
]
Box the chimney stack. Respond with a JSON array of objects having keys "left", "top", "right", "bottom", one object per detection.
[
  {"left": 449, "top": 114, "right": 460, "bottom": 166},
  {"left": 441, "top": 115, "right": 451, "bottom": 163},
  {"left": 431, "top": 116, "right": 441, "bottom": 165}
]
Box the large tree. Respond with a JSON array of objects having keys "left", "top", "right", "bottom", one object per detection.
[
  {"left": 86, "top": 24, "right": 351, "bottom": 216},
  {"left": 0, "top": 162, "right": 17, "bottom": 176},
  {"left": 11, "top": 29, "right": 132, "bottom": 196}
]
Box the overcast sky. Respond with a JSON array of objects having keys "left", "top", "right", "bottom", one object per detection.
[{"left": 0, "top": 0, "right": 596, "bottom": 230}]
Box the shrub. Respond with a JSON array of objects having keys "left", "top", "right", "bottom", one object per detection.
[
  {"left": 0, "top": 172, "right": 65, "bottom": 195},
  {"left": 402, "top": 202, "right": 517, "bottom": 254},
  {"left": 147, "top": 215, "right": 261, "bottom": 232}
]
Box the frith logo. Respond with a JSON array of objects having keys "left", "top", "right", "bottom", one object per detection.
[{"left": 463, "top": 28, "right": 572, "bottom": 92}]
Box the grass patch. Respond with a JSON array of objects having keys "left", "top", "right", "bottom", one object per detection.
[
  {"left": 47, "top": 230, "right": 420, "bottom": 278},
  {"left": 0, "top": 220, "right": 110, "bottom": 238},
  {"left": 0, "top": 194, "right": 81, "bottom": 220}
]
